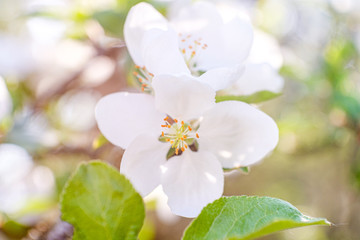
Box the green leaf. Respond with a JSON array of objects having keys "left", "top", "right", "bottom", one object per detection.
[
  {"left": 92, "top": 10, "right": 126, "bottom": 37},
  {"left": 182, "top": 196, "right": 330, "bottom": 240},
  {"left": 60, "top": 161, "right": 145, "bottom": 240},
  {"left": 216, "top": 91, "right": 281, "bottom": 104},
  {"left": 240, "top": 167, "right": 249, "bottom": 173}
]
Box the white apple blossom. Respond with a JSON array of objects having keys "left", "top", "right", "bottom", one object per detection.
[
  {"left": 95, "top": 74, "right": 278, "bottom": 217},
  {"left": 124, "top": 1, "right": 253, "bottom": 91},
  {"left": 0, "top": 144, "right": 55, "bottom": 215}
]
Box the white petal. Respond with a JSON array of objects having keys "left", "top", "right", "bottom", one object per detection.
[
  {"left": 143, "top": 29, "right": 190, "bottom": 75},
  {"left": 162, "top": 150, "right": 224, "bottom": 218},
  {"left": 124, "top": 2, "right": 170, "bottom": 66},
  {"left": 248, "top": 30, "right": 283, "bottom": 69},
  {"left": 0, "top": 144, "right": 33, "bottom": 186},
  {"left": 0, "top": 76, "right": 12, "bottom": 121},
  {"left": 197, "top": 15, "right": 253, "bottom": 70},
  {"left": 120, "top": 134, "right": 169, "bottom": 196},
  {"left": 95, "top": 92, "right": 164, "bottom": 149},
  {"left": 171, "top": 1, "right": 253, "bottom": 70},
  {"left": 198, "top": 101, "right": 279, "bottom": 168},
  {"left": 232, "top": 63, "right": 284, "bottom": 96},
  {"left": 152, "top": 74, "right": 215, "bottom": 120},
  {"left": 216, "top": 16, "right": 253, "bottom": 66},
  {"left": 199, "top": 64, "right": 245, "bottom": 91}
]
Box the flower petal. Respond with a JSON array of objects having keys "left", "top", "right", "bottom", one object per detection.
[
  {"left": 248, "top": 30, "right": 283, "bottom": 69},
  {"left": 171, "top": 1, "right": 253, "bottom": 70},
  {"left": 162, "top": 150, "right": 224, "bottom": 218},
  {"left": 152, "top": 74, "right": 215, "bottom": 120},
  {"left": 143, "top": 29, "right": 190, "bottom": 75},
  {"left": 0, "top": 144, "right": 33, "bottom": 186},
  {"left": 198, "top": 101, "right": 279, "bottom": 168},
  {"left": 124, "top": 2, "right": 170, "bottom": 66},
  {"left": 199, "top": 64, "right": 245, "bottom": 91},
  {"left": 232, "top": 63, "right": 284, "bottom": 96},
  {"left": 0, "top": 76, "right": 12, "bottom": 121},
  {"left": 95, "top": 92, "right": 164, "bottom": 149},
  {"left": 121, "top": 134, "right": 169, "bottom": 196}
]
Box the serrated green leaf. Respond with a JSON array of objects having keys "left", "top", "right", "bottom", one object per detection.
[
  {"left": 216, "top": 91, "right": 281, "bottom": 104},
  {"left": 60, "top": 161, "right": 145, "bottom": 240},
  {"left": 183, "top": 196, "right": 330, "bottom": 240}
]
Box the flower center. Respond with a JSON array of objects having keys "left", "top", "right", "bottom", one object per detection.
[
  {"left": 178, "top": 34, "right": 208, "bottom": 76},
  {"left": 133, "top": 65, "right": 154, "bottom": 92},
  {"left": 159, "top": 116, "right": 200, "bottom": 155}
]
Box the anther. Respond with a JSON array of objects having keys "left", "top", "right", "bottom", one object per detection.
[
  {"left": 181, "top": 121, "right": 184, "bottom": 125},
  {"left": 133, "top": 71, "right": 138, "bottom": 76},
  {"left": 182, "top": 49, "right": 186, "bottom": 54},
  {"left": 181, "top": 147, "right": 185, "bottom": 152},
  {"left": 164, "top": 116, "right": 169, "bottom": 121},
  {"left": 135, "top": 65, "right": 140, "bottom": 69},
  {"left": 188, "top": 126, "right": 192, "bottom": 131},
  {"left": 191, "top": 51, "right": 196, "bottom": 56},
  {"left": 196, "top": 133, "right": 199, "bottom": 138},
  {"left": 174, "top": 119, "right": 178, "bottom": 123},
  {"left": 175, "top": 148, "right": 179, "bottom": 155},
  {"left": 161, "top": 131, "right": 164, "bottom": 137}
]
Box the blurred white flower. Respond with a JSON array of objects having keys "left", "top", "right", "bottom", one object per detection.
[
  {"left": 124, "top": 2, "right": 252, "bottom": 91},
  {"left": 56, "top": 91, "right": 99, "bottom": 131},
  {"left": 144, "top": 186, "right": 180, "bottom": 224},
  {"left": 0, "top": 76, "right": 12, "bottom": 121},
  {"left": 95, "top": 74, "right": 278, "bottom": 217},
  {"left": 0, "top": 34, "right": 34, "bottom": 77},
  {"left": 0, "top": 144, "right": 55, "bottom": 215}
]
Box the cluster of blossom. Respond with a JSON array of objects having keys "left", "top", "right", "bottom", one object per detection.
[
  {"left": 0, "top": 77, "right": 54, "bottom": 215},
  {"left": 95, "top": 1, "right": 281, "bottom": 218}
]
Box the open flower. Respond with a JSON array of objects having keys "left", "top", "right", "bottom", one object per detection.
[
  {"left": 95, "top": 74, "right": 278, "bottom": 217},
  {"left": 124, "top": 1, "right": 253, "bottom": 91}
]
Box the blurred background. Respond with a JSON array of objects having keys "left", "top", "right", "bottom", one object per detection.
[{"left": 0, "top": 0, "right": 359, "bottom": 239}]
